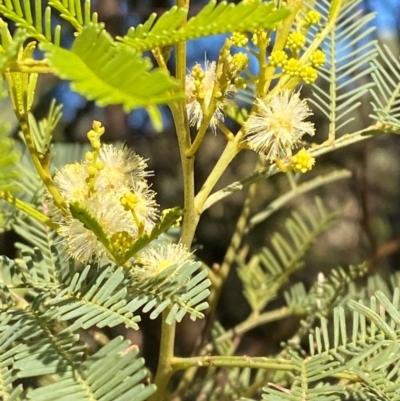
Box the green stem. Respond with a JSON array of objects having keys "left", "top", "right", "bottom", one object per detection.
[
  {"left": 149, "top": 310, "right": 176, "bottom": 401},
  {"left": 0, "top": 191, "right": 59, "bottom": 230},
  {"left": 171, "top": 355, "right": 361, "bottom": 382},
  {"left": 203, "top": 126, "right": 375, "bottom": 211},
  {"left": 19, "top": 116, "right": 67, "bottom": 213},
  {"left": 248, "top": 169, "right": 351, "bottom": 230},
  {"left": 171, "top": 102, "right": 198, "bottom": 246},
  {"left": 261, "top": 0, "right": 303, "bottom": 94},
  {"left": 172, "top": 355, "right": 296, "bottom": 371},
  {"left": 203, "top": 306, "right": 294, "bottom": 353},
  {"left": 174, "top": 178, "right": 258, "bottom": 395},
  {"left": 286, "top": 170, "right": 297, "bottom": 190},
  {"left": 186, "top": 110, "right": 214, "bottom": 157},
  {"left": 173, "top": 306, "right": 296, "bottom": 398},
  {"left": 194, "top": 136, "right": 242, "bottom": 214},
  {"left": 150, "top": 2, "right": 193, "bottom": 400}
]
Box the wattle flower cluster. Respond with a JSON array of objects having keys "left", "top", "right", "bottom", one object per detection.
[
  {"left": 46, "top": 122, "right": 197, "bottom": 280},
  {"left": 244, "top": 90, "right": 315, "bottom": 162},
  {"left": 185, "top": 61, "right": 234, "bottom": 132},
  {"left": 48, "top": 122, "right": 158, "bottom": 264}
]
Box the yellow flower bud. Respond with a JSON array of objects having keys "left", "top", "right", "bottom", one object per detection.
[
  {"left": 290, "top": 148, "right": 315, "bottom": 173},
  {"left": 300, "top": 66, "right": 318, "bottom": 84},
  {"left": 310, "top": 50, "right": 326, "bottom": 67},
  {"left": 305, "top": 10, "right": 321, "bottom": 25},
  {"left": 283, "top": 58, "right": 303, "bottom": 77},
  {"left": 269, "top": 50, "right": 288, "bottom": 67},
  {"left": 286, "top": 32, "right": 306, "bottom": 52},
  {"left": 231, "top": 32, "right": 248, "bottom": 47}
]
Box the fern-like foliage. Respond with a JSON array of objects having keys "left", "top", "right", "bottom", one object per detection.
[
  {"left": 12, "top": 214, "right": 68, "bottom": 278},
  {"left": 49, "top": 264, "right": 143, "bottom": 331},
  {"left": 210, "top": 321, "right": 235, "bottom": 356},
  {"left": 0, "top": 83, "right": 21, "bottom": 228},
  {"left": 25, "top": 336, "right": 156, "bottom": 401},
  {"left": 57, "top": 259, "right": 210, "bottom": 327},
  {"left": 281, "top": 264, "right": 368, "bottom": 356},
  {"left": 28, "top": 100, "right": 62, "bottom": 156},
  {"left": 208, "top": 366, "right": 260, "bottom": 401},
  {"left": 0, "top": 155, "right": 41, "bottom": 233},
  {"left": 0, "top": 125, "right": 20, "bottom": 193},
  {"left": 47, "top": 0, "right": 97, "bottom": 33},
  {"left": 284, "top": 263, "right": 368, "bottom": 319},
  {"left": 0, "top": 305, "right": 24, "bottom": 400},
  {"left": 128, "top": 259, "right": 211, "bottom": 324},
  {"left": 308, "top": 0, "right": 377, "bottom": 138},
  {"left": 0, "top": 242, "right": 210, "bottom": 398},
  {"left": 0, "top": 0, "right": 62, "bottom": 44},
  {"left": 119, "top": 0, "right": 290, "bottom": 52},
  {"left": 0, "top": 22, "right": 21, "bottom": 198},
  {"left": 0, "top": 23, "right": 27, "bottom": 72},
  {"left": 369, "top": 44, "right": 400, "bottom": 131},
  {"left": 237, "top": 198, "right": 340, "bottom": 313},
  {"left": 260, "top": 288, "right": 400, "bottom": 400},
  {"left": 41, "top": 23, "right": 182, "bottom": 111},
  {"left": 1, "top": 245, "right": 210, "bottom": 329},
  {"left": 261, "top": 353, "right": 347, "bottom": 400},
  {"left": 0, "top": 304, "right": 156, "bottom": 401}
]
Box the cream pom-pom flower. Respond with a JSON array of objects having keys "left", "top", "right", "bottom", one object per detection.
[
  {"left": 244, "top": 90, "right": 315, "bottom": 161},
  {"left": 49, "top": 144, "right": 158, "bottom": 264},
  {"left": 133, "top": 243, "right": 193, "bottom": 281}
]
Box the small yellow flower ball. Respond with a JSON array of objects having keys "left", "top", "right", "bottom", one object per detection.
[
  {"left": 290, "top": 148, "right": 315, "bottom": 173},
  {"left": 120, "top": 192, "right": 139, "bottom": 211},
  {"left": 85, "top": 151, "right": 94, "bottom": 161},
  {"left": 231, "top": 32, "right": 248, "bottom": 47},
  {"left": 286, "top": 32, "right": 306, "bottom": 52},
  {"left": 300, "top": 65, "right": 318, "bottom": 84},
  {"left": 310, "top": 50, "right": 326, "bottom": 67},
  {"left": 234, "top": 76, "right": 246, "bottom": 89},
  {"left": 251, "top": 29, "right": 268, "bottom": 45},
  {"left": 86, "top": 165, "right": 97, "bottom": 177},
  {"left": 191, "top": 64, "right": 204, "bottom": 80},
  {"left": 305, "top": 10, "right": 321, "bottom": 25},
  {"left": 232, "top": 53, "right": 249, "bottom": 72},
  {"left": 283, "top": 58, "right": 303, "bottom": 77},
  {"left": 269, "top": 50, "right": 288, "bottom": 67},
  {"left": 110, "top": 230, "right": 132, "bottom": 256},
  {"left": 90, "top": 139, "right": 101, "bottom": 151},
  {"left": 92, "top": 120, "right": 105, "bottom": 135}
]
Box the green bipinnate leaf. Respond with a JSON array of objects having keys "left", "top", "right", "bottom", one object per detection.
[
  {"left": 119, "top": 207, "right": 184, "bottom": 264},
  {"left": 120, "top": 0, "right": 291, "bottom": 52},
  {"left": 0, "top": 0, "right": 61, "bottom": 44},
  {"left": 0, "top": 127, "right": 20, "bottom": 193},
  {"left": 69, "top": 200, "right": 111, "bottom": 249},
  {"left": 41, "top": 23, "right": 182, "bottom": 111}
]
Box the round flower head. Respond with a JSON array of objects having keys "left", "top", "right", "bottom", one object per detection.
[
  {"left": 119, "top": 180, "right": 159, "bottom": 230},
  {"left": 49, "top": 143, "right": 158, "bottom": 264},
  {"left": 52, "top": 162, "right": 89, "bottom": 203},
  {"left": 95, "top": 144, "right": 151, "bottom": 191},
  {"left": 244, "top": 90, "right": 315, "bottom": 161},
  {"left": 133, "top": 243, "right": 192, "bottom": 281},
  {"left": 49, "top": 162, "right": 90, "bottom": 225},
  {"left": 58, "top": 192, "right": 141, "bottom": 263}
]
